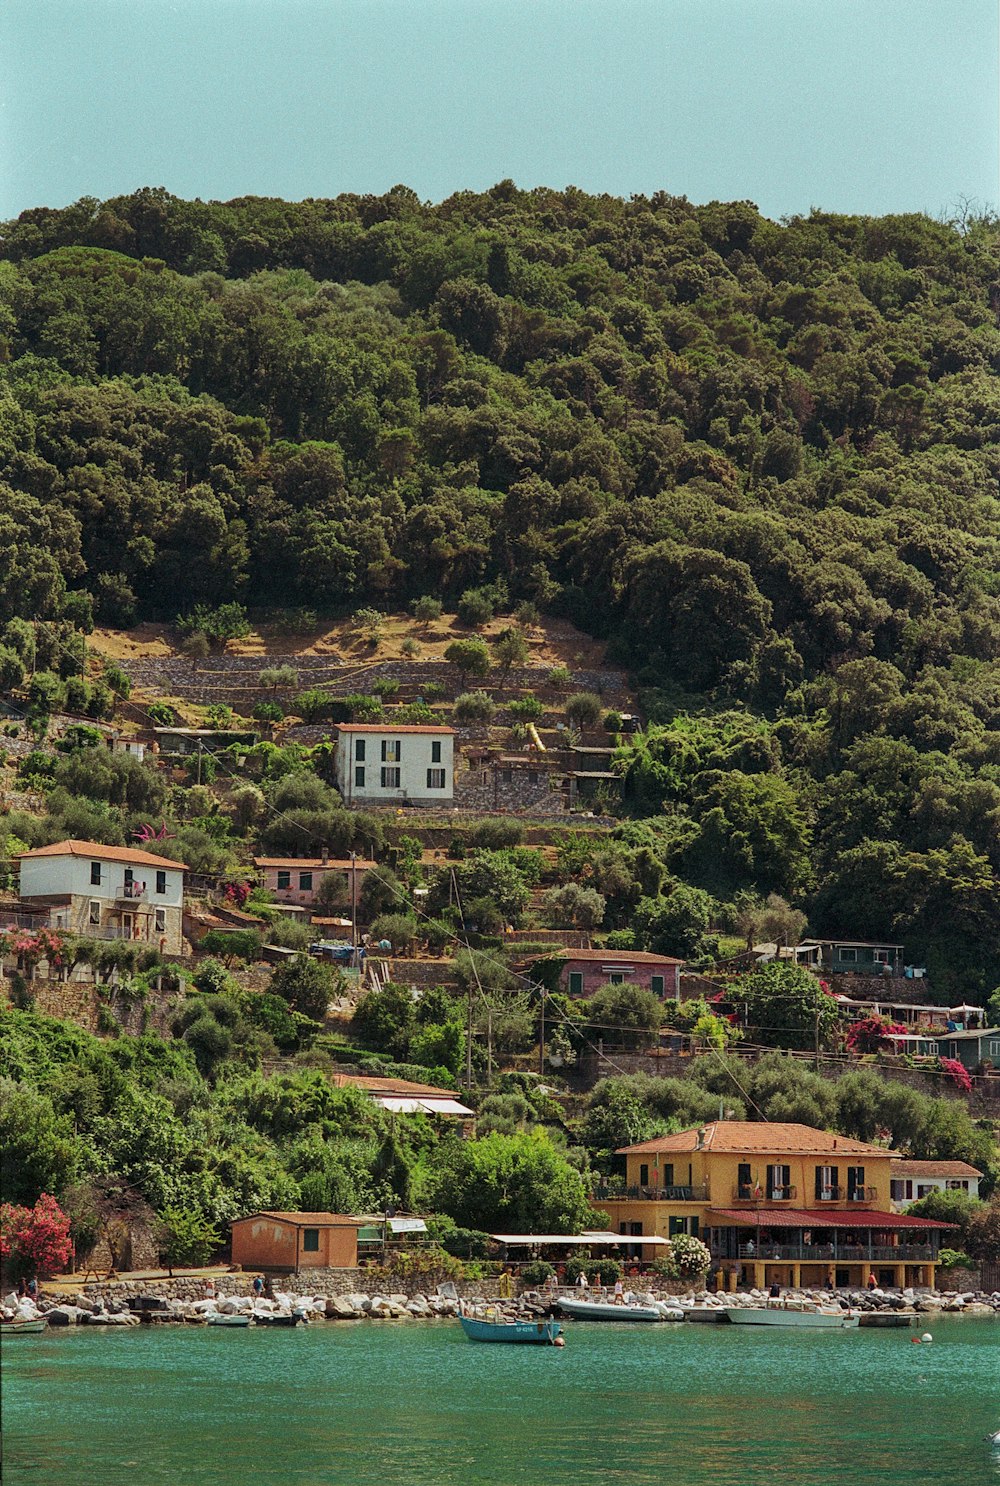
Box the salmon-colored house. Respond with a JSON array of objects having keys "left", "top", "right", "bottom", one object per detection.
[
  {"left": 230, "top": 1211, "right": 364, "bottom": 1272},
  {"left": 550, "top": 949, "right": 684, "bottom": 1000}
]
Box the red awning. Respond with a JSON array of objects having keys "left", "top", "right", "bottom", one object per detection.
[{"left": 706, "top": 1208, "right": 956, "bottom": 1230}]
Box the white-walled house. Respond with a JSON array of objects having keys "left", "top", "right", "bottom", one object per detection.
[
  {"left": 889, "top": 1159, "right": 982, "bottom": 1208},
  {"left": 333, "top": 724, "right": 455, "bottom": 805},
  {"left": 17, "top": 839, "right": 187, "bottom": 955}
]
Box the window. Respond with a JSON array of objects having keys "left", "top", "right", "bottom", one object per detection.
[
  {"left": 299, "top": 872, "right": 313, "bottom": 891},
  {"left": 355, "top": 765, "right": 366, "bottom": 788},
  {"left": 426, "top": 768, "right": 446, "bottom": 789},
  {"left": 847, "top": 1165, "right": 865, "bottom": 1201},
  {"left": 381, "top": 740, "right": 400, "bottom": 763},
  {"left": 890, "top": 1180, "right": 905, "bottom": 1202},
  {"left": 89, "top": 901, "right": 101, "bottom": 926},
  {"left": 873, "top": 950, "right": 890, "bottom": 965},
  {"left": 639, "top": 1163, "right": 649, "bottom": 1186},
  {"left": 651, "top": 975, "right": 665, "bottom": 997},
  {"left": 302, "top": 1228, "right": 320, "bottom": 1253},
  {"left": 737, "top": 1162, "right": 752, "bottom": 1199},
  {"left": 609, "top": 972, "right": 624, "bottom": 985},
  {"left": 355, "top": 739, "right": 366, "bottom": 762},
  {"left": 431, "top": 740, "right": 442, "bottom": 763},
  {"left": 815, "top": 1164, "right": 839, "bottom": 1200},
  {"left": 90, "top": 861, "right": 102, "bottom": 886},
  {"left": 661, "top": 1164, "right": 674, "bottom": 1188},
  {"left": 155, "top": 870, "right": 166, "bottom": 895},
  {"left": 989, "top": 1040, "right": 1000, "bottom": 1058},
  {"left": 839, "top": 947, "right": 858, "bottom": 962},
  {"left": 154, "top": 909, "right": 165, "bottom": 933},
  {"left": 124, "top": 868, "right": 134, "bottom": 889},
  {"left": 380, "top": 766, "right": 401, "bottom": 788},
  {"left": 766, "top": 1163, "right": 791, "bottom": 1199},
  {"left": 945, "top": 1179, "right": 968, "bottom": 1191},
  {"left": 276, "top": 871, "right": 291, "bottom": 891},
  {"left": 568, "top": 971, "right": 583, "bottom": 996}
]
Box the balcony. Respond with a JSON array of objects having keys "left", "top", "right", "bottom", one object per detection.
[
  {"left": 594, "top": 1182, "right": 710, "bottom": 1203},
  {"left": 115, "top": 882, "right": 148, "bottom": 902},
  {"left": 725, "top": 1241, "right": 935, "bottom": 1263},
  {"left": 732, "top": 1186, "right": 797, "bottom": 1203}
]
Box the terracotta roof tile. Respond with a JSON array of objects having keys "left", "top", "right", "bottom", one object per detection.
[
  {"left": 17, "top": 839, "right": 186, "bottom": 871},
  {"left": 618, "top": 1122, "right": 888, "bottom": 1158},
  {"left": 707, "top": 1208, "right": 955, "bottom": 1230},
  {"left": 888, "top": 1159, "right": 982, "bottom": 1179},
  {"left": 545, "top": 949, "right": 685, "bottom": 966},
  {"left": 253, "top": 857, "right": 373, "bottom": 870},
  {"left": 333, "top": 724, "right": 455, "bottom": 735},
  {"left": 330, "top": 1072, "right": 457, "bottom": 1097},
  {"left": 234, "top": 1211, "right": 365, "bottom": 1227}
]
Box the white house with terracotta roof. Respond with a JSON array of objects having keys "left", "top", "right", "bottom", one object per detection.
[
  {"left": 333, "top": 724, "right": 455, "bottom": 805},
  {"left": 329, "top": 1071, "right": 474, "bottom": 1121},
  {"left": 889, "top": 1159, "right": 982, "bottom": 1207},
  {"left": 17, "top": 839, "right": 187, "bottom": 955}
]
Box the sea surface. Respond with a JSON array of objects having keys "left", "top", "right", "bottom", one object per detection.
[{"left": 2, "top": 1315, "right": 998, "bottom": 1486}]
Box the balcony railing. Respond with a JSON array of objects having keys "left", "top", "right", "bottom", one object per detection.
[
  {"left": 594, "top": 1183, "right": 710, "bottom": 1203},
  {"left": 733, "top": 1186, "right": 797, "bottom": 1203},
  {"left": 116, "top": 882, "right": 148, "bottom": 901},
  {"left": 726, "top": 1242, "right": 935, "bottom": 1263}
]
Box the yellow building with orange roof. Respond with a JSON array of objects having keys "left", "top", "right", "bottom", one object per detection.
[{"left": 593, "top": 1121, "right": 953, "bottom": 1290}]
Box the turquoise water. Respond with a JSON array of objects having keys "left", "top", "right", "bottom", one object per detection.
[{"left": 2, "top": 1317, "right": 998, "bottom": 1485}]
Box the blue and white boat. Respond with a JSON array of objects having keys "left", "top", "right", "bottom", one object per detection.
[{"left": 458, "top": 1310, "right": 563, "bottom": 1345}]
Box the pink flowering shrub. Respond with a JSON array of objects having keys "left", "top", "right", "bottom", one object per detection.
[
  {"left": 845, "top": 1015, "right": 908, "bottom": 1055},
  {"left": 938, "top": 1056, "right": 972, "bottom": 1093},
  {"left": 0, "top": 1194, "right": 73, "bottom": 1280}
]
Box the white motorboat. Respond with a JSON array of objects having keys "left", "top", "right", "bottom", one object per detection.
[
  {"left": 556, "top": 1295, "right": 684, "bottom": 1323},
  {"left": 725, "top": 1300, "right": 859, "bottom": 1329},
  {"left": 206, "top": 1312, "right": 252, "bottom": 1327}
]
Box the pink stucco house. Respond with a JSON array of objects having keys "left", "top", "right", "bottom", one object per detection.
[
  {"left": 253, "top": 856, "right": 373, "bottom": 908},
  {"left": 553, "top": 948, "right": 684, "bottom": 1000}
]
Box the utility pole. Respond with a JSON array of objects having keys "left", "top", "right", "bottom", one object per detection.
[
  {"left": 196, "top": 739, "right": 203, "bottom": 787},
  {"left": 814, "top": 1009, "right": 821, "bottom": 1072},
  {"left": 538, "top": 984, "right": 545, "bottom": 1076},
  {"left": 350, "top": 851, "right": 357, "bottom": 951}
]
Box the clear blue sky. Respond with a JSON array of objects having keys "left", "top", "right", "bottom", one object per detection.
[{"left": 3, "top": 0, "right": 997, "bottom": 222}]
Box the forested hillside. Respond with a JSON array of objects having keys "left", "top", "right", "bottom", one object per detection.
[{"left": 1, "top": 186, "right": 999, "bottom": 990}]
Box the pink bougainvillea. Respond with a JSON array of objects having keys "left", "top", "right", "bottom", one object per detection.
[
  {"left": 0, "top": 1194, "right": 73, "bottom": 1280},
  {"left": 845, "top": 1015, "right": 908, "bottom": 1055},
  {"left": 938, "top": 1056, "right": 973, "bottom": 1093}
]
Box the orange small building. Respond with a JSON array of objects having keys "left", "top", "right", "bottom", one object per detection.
[{"left": 231, "top": 1211, "right": 363, "bottom": 1272}]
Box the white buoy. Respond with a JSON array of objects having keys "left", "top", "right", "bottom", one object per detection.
[{"left": 920, "top": 1332, "right": 933, "bottom": 1343}]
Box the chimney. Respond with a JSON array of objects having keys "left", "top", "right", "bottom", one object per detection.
[
  {"left": 695, "top": 1127, "right": 707, "bottom": 1150},
  {"left": 322, "top": 846, "right": 329, "bottom": 865}
]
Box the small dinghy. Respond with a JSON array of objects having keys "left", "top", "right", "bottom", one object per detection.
[
  {"left": 254, "top": 1312, "right": 304, "bottom": 1327},
  {"left": 556, "top": 1296, "right": 683, "bottom": 1323},
  {"left": 725, "top": 1301, "right": 858, "bottom": 1329},
  {"left": 0, "top": 1318, "right": 47, "bottom": 1335},
  {"left": 458, "top": 1309, "right": 563, "bottom": 1345},
  {"left": 206, "top": 1313, "right": 251, "bottom": 1327}
]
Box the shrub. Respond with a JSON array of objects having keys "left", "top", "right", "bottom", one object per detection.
[
  {"left": 370, "top": 913, "right": 419, "bottom": 954},
  {"left": 457, "top": 588, "right": 494, "bottom": 627},
  {"left": 158, "top": 1207, "right": 221, "bottom": 1271},
  {"left": 411, "top": 596, "right": 442, "bottom": 623},
  {"left": 445, "top": 638, "right": 491, "bottom": 683},
  {"left": 253, "top": 700, "right": 285, "bottom": 723},
  {"left": 938, "top": 1057, "right": 973, "bottom": 1093},
  {"left": 147, "top": 701, "right": 177, "bottom": 726},
  {"left": 260, "top": 665, "right": 299, "bottom": 691},
  {"left": 176, "top": 603, "right": 250, "bottom": 644},
  {"left": 521, "top": 1259, "right": 555, "bottom": 1286},
  {"left": 401, "top": 638, "right": 420, "bottom": 658},
  {"left": 371, "top": 677, "right": 400, "bottom": 699},
  {"left": 0, "top": 1193, "right": 73, "bottom": 1280},
  {"left": 507, "top": 694, "right": 544, "bottom": 721},
  {"left": 454, "top": 690, "right": 496, "bottom": 722},
  {"left": 294, "top": 689, "right": 337, "bottom": 722},
  {"left": 547, "top": 665, "right": 572, "bottom": 690},
  {"left": 465, "top": 818, "right": 524, "bottom": 849},
  {"left": 565, "top": 691, "right": 603, "bottom": 729},
  {"left": 269, "top": 954, "right": 336, "bottom": 1020},
  {"left": 565, "top": 1251, "right": 622, "bottom": 1286},
  {"left": 937, "top": 1248, "right": 974, "bottom": 1270}
]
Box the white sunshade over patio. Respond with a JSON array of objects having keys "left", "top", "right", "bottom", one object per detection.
[{"left": 490, "top": 1231, "right": 673, "bottom": 1246}]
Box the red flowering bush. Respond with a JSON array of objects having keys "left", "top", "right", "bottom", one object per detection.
[
  {"left": 0, "top": 927, "right": 67, "bottom": 974},
  {"left": 223, "top": 880, "right": 252, "bottom": 908},
  {"left": 0, "top": 1194, "right": 73, "bottom": 1280},
  {"left": 938, "top": 1056, "right": 973, "bottom": 1093},
  {"left": 845, "top": 1015, "right": 908, "bottom": 1055}
]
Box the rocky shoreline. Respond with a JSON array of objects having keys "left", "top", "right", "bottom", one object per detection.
[{"left": 5, "top": 1280, "right": 998, "bottom": 1329}]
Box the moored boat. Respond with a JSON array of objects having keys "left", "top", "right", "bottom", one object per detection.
[
  {"left": 725, "top": 1301, "right": 859, "bottom": 1329},
  {"left": 254, "top": 1312, "right": 304, "bottom": 1327},
  {"left": 556, "top": 1296, "right": 684, "bottom": 1323},
  {"left": 459, "top": 1310, "right": 563, "bottom": 1345},
  {"left": 206, "top": 1313, "right": 252, "bottom": 1327},
  {"left": 1, "top": 1318, "right": 47, "bottom": 1335}
]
